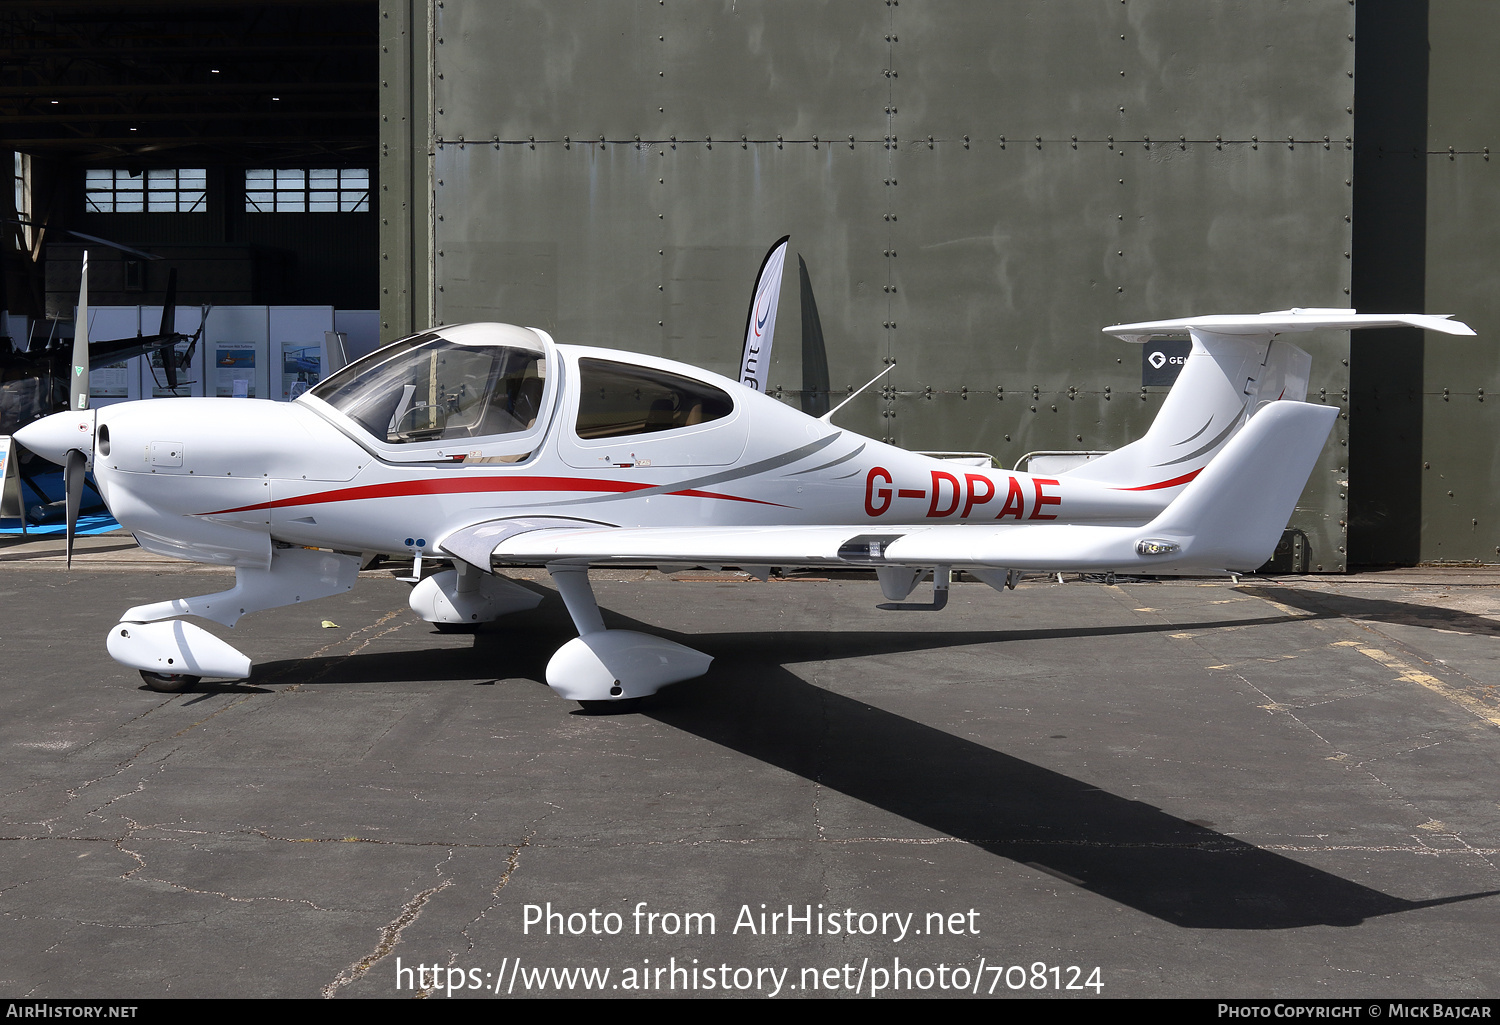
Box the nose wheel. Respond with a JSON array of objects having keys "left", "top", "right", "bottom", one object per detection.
[{"left": 139, "top": 670, "right": 201, "bottom": 693}]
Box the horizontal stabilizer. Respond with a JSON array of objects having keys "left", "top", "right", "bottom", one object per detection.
[{"left": 1107, "top": 309, "right": 1475, "bottom": 343}]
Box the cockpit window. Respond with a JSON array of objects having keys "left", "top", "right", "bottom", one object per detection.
[
  {"left": 575, "top": 358, "right": 732, "bottom": 439},
  {"left": 309, "top": 330, "right": 546, "bottom": 445}
]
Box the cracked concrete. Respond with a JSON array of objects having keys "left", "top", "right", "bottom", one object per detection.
[{"left": 0, "top": 542, "right": 1498, "bottom": 997}]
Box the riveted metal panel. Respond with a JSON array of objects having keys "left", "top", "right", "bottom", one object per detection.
[
  {"left": 1420, "top": 383, "right": 1500, "bottom": 564},
  {"left": 1412, "top": 1, "right": 1500, "bottom": 563},
  {"left": 882, "top": 138, "right": 1352, "bottom": 568},
  {"left": 1426, "top": 0, "right": 1500, "bottom": 153},
  {"left": 433, "top": 139, "right": 893, "bottom": 439},
  {"left": 896, "top": 0, "right": 1353, "bottom": 143},
  {"left": 1421, "top": 154, "right": 1500, "bottom": 563},
  {"left": 432, "top": 0, "right": 888, "bottom": 143},
  {"left": 433, "top": 141, "right": 659, "bottom": 335},
  {"left": 379, "top": 0, "right": 433, "bottom": 343}
]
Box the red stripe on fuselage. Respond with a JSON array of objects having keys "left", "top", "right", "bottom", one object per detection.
[
  {"left": 1114, "top": 468, "right": 1202, "bottom": 492},
  {"left": 201, "top": 475, "right": 785, "bottom": 515}
]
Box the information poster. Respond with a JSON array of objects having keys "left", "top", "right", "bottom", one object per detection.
[
  {"left": 148, "top": 340, "right": 197, "bottom": 397},
  {"left": 90, "top": 361, "right": 131, "bottom": 399},
  {"left": 215, "top": 343, "right": 257, "bottom": 397},
  {"left": 87, "top": 306, "right": 140, "bottom": 403},
  {"left": 282, "top": 342, "right": 321, "bottom": 399}
]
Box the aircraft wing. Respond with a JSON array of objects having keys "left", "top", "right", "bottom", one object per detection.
[{"left": 480, "top": 521, "right": 1156, "bottom": 573}]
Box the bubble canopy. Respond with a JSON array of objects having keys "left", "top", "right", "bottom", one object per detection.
[{"left": 305, "top": 323, "right": 554, "bottom": 461}]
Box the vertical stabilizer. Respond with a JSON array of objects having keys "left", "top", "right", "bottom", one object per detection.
[{"left": 1066, "top": 329, "right": 1309, "bottom": 491}]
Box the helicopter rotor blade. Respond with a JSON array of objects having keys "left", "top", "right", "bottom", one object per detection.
[{"left": 157, "top": 267, "right": 178, "bottom": 337}]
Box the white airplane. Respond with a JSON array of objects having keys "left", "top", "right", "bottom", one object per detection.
[{"left": 12, "top": 248, "right": 1476, "bottom": 705}]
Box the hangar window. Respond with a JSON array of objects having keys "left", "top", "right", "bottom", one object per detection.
[
  {"left": 575, "top": 359, "right": 733, "bottom": 439},
  {"left": 245, "top": 168, "right": 369, "bottom": 212},
  {"left": 13, "top": 153, "right": 30, "bottom": 250},
  {"left": 85, "top": 169, "right": 206, "bottom": 213}
]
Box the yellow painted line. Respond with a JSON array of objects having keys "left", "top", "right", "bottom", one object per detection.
[
  {"left": 1250, "top": 594, "right": 1316, "bottom": 619},
  {"left": 1333, "top": 640, "right": 1500, "bottom": 728}
]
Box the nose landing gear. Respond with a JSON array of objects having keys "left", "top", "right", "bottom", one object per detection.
[{"left": 139, "top": 670, "right": 201, "bottom": 693}]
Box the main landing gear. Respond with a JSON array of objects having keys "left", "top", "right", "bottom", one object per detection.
[
  {"left": 544, "top": 564, "right": 712, "bottom": 706},
  {"left": 408, "top": 560, "right": 542, "bottom": 627}
]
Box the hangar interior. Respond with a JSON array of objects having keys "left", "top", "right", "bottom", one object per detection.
[
  {"left": 0, "top": 3, "right": 377, "bottom": 319},
  {"left": 3, "top": 1, "right": 1496, "bottom": 570}
]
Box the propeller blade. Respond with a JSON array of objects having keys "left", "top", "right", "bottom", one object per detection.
[
  {"left": 64, "top": 447, "right": 84, "bottom": 568},
  {"left": 71, "top": 251, "right": 90, "bottom": 412}
]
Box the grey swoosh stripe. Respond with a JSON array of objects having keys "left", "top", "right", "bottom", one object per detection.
[
  {"left": 1174, "top": 412, "right": 1215, "bottom": 447},
  {"left": 785, "top": 442, "right": 866, "bottom": 476},
  {"left": 1153, "top": 405, "right": 1247, "bottom": 467},
  {"left": 543, "top": 432, "right": 843, "bottom": 507}
]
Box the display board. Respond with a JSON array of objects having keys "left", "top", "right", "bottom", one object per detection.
[
  {"left": 270, "top": 306, "right": 335, "bottom": 400},
  {"left": 84, "top": 306, "right": 142, "bottom": 406}
]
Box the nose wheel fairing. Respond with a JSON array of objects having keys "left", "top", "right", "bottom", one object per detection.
[
  {"left": 107, "top": 619, "right": 252, "bottom": 681},
  {"left": 105, "top": 546, "right": 361, "bottom": 682}
]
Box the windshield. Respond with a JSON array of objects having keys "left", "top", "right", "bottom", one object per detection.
[{"left": 309, "top": 329, "right": 547, "bottom": 445}]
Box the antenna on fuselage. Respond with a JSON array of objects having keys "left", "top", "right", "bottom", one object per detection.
[{"left": 819, "top": 361, "right": 895, "bottom": 424}]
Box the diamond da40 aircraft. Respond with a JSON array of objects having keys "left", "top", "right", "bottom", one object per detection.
[{"left": 13, "top": 244, "right": 1475, "bottom": 703}]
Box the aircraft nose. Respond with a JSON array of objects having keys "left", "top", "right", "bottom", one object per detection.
[{"left": 14, "top": 409, "right": 95, "bottom": 466}]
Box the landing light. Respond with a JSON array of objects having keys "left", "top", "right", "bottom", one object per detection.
[{"left": 1135, "top": 538, "right": 1180, "bottom": 556}]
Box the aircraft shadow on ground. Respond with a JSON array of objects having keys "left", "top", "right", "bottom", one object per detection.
[
  {"left": 252, "top": 597, "right": 1497, "bottom": 930},
  {"left": 1241, "top": 585, "right": 1500, "bottom": 638}
]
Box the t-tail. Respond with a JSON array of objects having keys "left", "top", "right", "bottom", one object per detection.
[{"left": 1064, "top": 309, "right": 1475, "bottom": 493}]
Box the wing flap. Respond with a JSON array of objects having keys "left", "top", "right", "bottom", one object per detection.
[
  {"left": 490, "top": 524, "right": 920, "bottom": 566},
  {"left": 487, "top": 519, "right": 1156, "bottom": 571}
]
